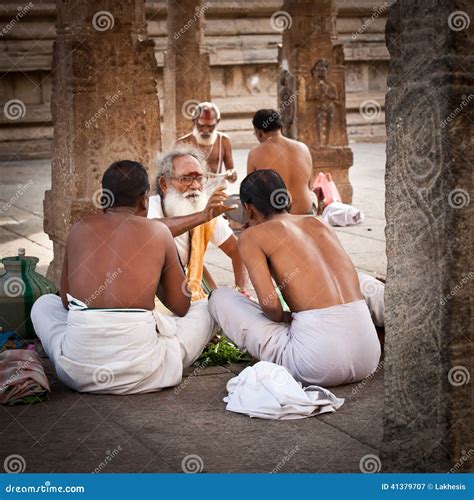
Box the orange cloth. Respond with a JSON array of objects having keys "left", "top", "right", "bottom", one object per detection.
[{"left": 186, "top": 219, "right": 217, "bottom": 301}]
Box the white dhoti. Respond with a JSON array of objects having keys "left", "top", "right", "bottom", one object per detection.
[
  {"left": 209, "top": 288, "right": 381, "bottom": 387},
  {"left": 31, "top": 294, "right": 215, "bottom": 394},
  {"left": 357, "top": 271, "right": 385, "bottom": 327}
]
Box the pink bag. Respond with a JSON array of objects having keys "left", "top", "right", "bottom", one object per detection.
[{"left": 312, "top": 172, "right": 342, "bottom": 207}]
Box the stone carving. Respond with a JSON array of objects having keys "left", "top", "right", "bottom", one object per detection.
[
  {"left": 280, "top": 0, "right": 353, "bottom": 203},
  {"left": 307, "top": 59, "right": 338, "bottom": 147},
  {"left": 278, "top": 61, "right": 297, "bottom": 139}
]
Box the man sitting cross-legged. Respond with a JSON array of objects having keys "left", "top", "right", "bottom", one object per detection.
[
  {"left": 209, "top": 170, "right": 381, "bottom": 387},
  {"left": 147, "top": 145, "right": 249, "bottom": 300},
  {"left": 31, "top": 160, "right": 215, "bottom": 395}
]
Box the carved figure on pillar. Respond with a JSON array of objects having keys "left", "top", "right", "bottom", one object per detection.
[
  {"left": 278, "top": 61, "right": 296, "bottom": 139},
  {"left": 307, "top": 59, "right": 338, "bottom": 147}
]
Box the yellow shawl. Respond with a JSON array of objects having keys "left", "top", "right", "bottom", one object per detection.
[{"left": 186, "top": 219, "right": 216, "bottom": 301}]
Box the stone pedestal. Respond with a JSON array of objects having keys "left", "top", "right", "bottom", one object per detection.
[
  {"left": 280, "top": 0, "right": 353, "bottom": 203},
  {"left": 382, "top": 0, "right": 472, "bottom": 472},
  {"left": 162, "top": 0, "right": 211, "bottom": 149},
  {"left": 44, "top": 0, "right": 161, "bottom": 286}
]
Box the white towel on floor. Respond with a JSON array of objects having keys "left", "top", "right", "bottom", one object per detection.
[
  {"left": 224, "top": 361, "right": 344, "bottom": 420},
  {"left": 322, "top": 201, "right": 364, "bottom": 226}
]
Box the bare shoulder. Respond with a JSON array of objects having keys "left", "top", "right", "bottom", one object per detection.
[
  {"left": 238, "top": 226, "right": 262, "bottom": 249},
  {"left": 248, "top": 144, "right": 265, "bottom": 162},
  {"left": 303, "top": 214, "right": 336, "bottom": 235},
  {"left": 220, "top": 132, "right": 232, "bottom": 143},
  {"left": 290, "top": 137, "right": 311, "bottom": 154},
  {"left": 68, "top": 215, "right": 98, "bottom": 235},
  {"left": 141, "top": 217, "right": 172, "bottom": 238}
]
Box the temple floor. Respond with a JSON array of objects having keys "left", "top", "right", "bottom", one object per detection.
[{"left": 0, "top": 143, "right": 386, "bottom": 472}]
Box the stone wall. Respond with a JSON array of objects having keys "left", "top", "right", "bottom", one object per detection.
[
  {"left": 382, "top": 0, "right": 472, "bottom": 472},
  {"left": 0, "top": 0, "right": 389, "bottom": 160}
]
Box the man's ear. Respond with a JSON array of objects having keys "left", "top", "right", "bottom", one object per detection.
[
  {"left": 138, "top": 192, "right": 148, "bottom": 215},
  {"left": 243, "top": 202, "right": 256, "bottom": 221},
  {"left": 159, "top": 176, "right": 168, "bottom": 195}
]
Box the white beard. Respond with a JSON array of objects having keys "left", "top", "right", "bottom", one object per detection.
[
  {"left": 192, "top": 125, "right": 218, "bottom": 146},
  {"left": 163, "top": 186, "right": 208, "bottom": 217}
]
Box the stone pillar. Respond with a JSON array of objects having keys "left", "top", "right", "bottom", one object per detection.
[
  {"left": 280, "top": 0, "right": 353, "bottom": 203},
  {"left": 162, "top": 0, "right": 211, "bottom": 149},
  {"left": 382, "top": 0, "right": 472, "bottom": 471},
  {"left": 44, "top": 0, "right": 161, "bottom": 286}
]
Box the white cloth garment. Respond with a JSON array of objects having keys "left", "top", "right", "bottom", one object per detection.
[
  {"left": 357, "top": 271, "right": 384, "bottom": 327},
  {"left": 322, "top": 201, "right": 364, "bottom": 226},
  {"left": 224, "top": 361, "right": 344, "bottom": 420},
  {"left": 147, "top": 194, "right": 233, "bottom": 264},
  {"left": 209, "top": 288, "right": 381, "bottom": 387},
  {"left": 31, "top": 294, "right": 215, "bottom": 395}
]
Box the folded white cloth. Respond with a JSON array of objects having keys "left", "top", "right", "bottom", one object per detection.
[
  {"left": 322, "top": 201, "right": 364, "bottom": 226},
  {"left": 224, "top": 361, "right": 344, "bottom": 420}
]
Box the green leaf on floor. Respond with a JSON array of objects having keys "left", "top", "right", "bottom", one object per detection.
[{"left": 194, "top": 333, "right": 251, "bottom": 367}]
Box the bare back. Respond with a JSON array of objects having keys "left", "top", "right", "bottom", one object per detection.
[
  {"left": 247, "top": 136, "right": 314, "bottom": 214},
  {"left": 61, "top": 213, "right": 188, "bottom": 312},
  {"left": 239, "top": 214, "right": 362, "bottom": 313}
]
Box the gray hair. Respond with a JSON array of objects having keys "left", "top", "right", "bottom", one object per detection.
[{"left": 156, "top": 144, "right": 207, "bottom": 181}]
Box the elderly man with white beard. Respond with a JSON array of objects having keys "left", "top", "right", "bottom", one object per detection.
[
  {"left": 176, "top": 102, "right": 237, "bottom": 193},
  {"left": 147, "top": 145, "right": 249, "bottom": 301}
]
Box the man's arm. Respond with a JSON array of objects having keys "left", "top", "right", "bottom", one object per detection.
[
  {"left": 222, "top": 136, "right": 237, "bottom": 182},
  {"left": 218, "top": 234, "right": 249, "bottom": 291},
  {"left": 246, "top": 149, "right": 258, "bottom": 175},
  {"left": 223, "top": 136, "right": 235, "bottom": 171},
  {"left": 238, "top": 230, "right": 287, "bottom": 323},
  {"left": 156, "top": 225, "right": 191, "bottom": 317},
  {"left": 59, "top": 248, "right": 69, "bottom": 310},
  {"left": 151, "top": 187, "right": 237, "bottom": 238}
]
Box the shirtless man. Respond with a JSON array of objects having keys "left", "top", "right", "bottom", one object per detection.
[
  {"left": 31, "top": 160, "right": 215, "bottom": 394},
  {"left": 209, "top": 170, "right": 381, "bottom": 387},
  {"left": 247, "top": 109, "right": 315, "bottom": 215},
  {"left": 176, "top": 102, "right": 237, "bottom": 192}
]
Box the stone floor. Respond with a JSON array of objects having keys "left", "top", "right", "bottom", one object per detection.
[{"left": 0, "top": 143, "right": 386, "bottom": 472}]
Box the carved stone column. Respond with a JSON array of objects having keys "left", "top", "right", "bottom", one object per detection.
[
  {"left": 280, "top": 0, "right": 353, "bottom": 203},
  {"left": 382, "top": 0, "right": 472, "bottom": 471},
  {"left": 44, "top": 0, "right": 161, "bottom": 285},
  {"left": 162, "top": 0, "right": 211, "bottom": 149}
]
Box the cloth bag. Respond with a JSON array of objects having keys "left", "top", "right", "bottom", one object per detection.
[{"left": 0, "top": 349, "right": 50, "bottom": 405}]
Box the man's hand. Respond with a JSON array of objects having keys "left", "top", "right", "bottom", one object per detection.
[
  {"left": 203, "top": 187, "right": 238, "bottom": 221},
  {"left": 226, "top": 169, "right": 238, "bottom": 183}
]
